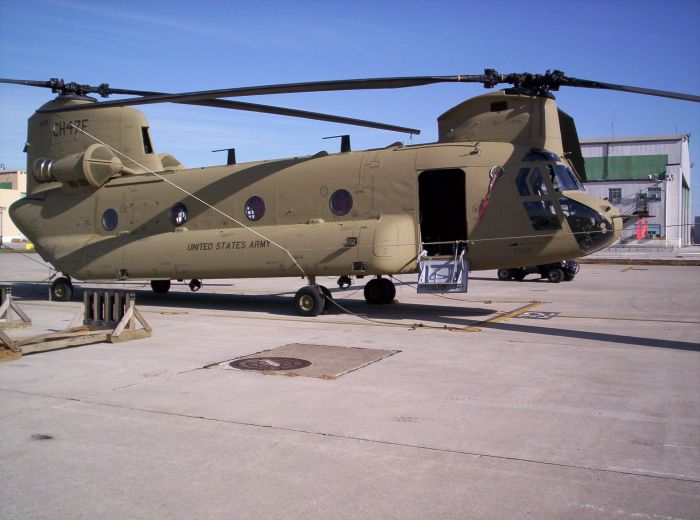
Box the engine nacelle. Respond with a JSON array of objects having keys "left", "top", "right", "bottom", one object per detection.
[{"left": 32, "top": 143, "right": 124, "bottom": 188}]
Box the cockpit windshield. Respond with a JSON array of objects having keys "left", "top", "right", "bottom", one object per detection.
[{"left": 549, "top": 164, "right": 583, "bottom": 191}]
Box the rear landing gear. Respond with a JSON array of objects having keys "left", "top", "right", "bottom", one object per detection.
[
  {"left": 51, "top": 276, "right": 73, "bottom": 301},
  {"left": 294, "top": 285, "right": 325, "bottom": 317},
  {"left": 364, "top": 277, "right": 396, "bottom": 305},
  {"left": 293, "top": 277, "right": 333, "bottom": 317}
]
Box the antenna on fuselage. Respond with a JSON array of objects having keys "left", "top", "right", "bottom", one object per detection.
[
  {"left": 212, "top": 147, "right": 236, "bottom": 165},
  {"left": 323, "top": 135, "right": 351, "bottom": 153}
]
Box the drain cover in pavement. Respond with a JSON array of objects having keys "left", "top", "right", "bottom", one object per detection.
[
  {"left": 230, "top": 357, "right": 311, "bottom": 371},
  {"left": 210, "top": 343, "right": 399, "bottom": 379}
]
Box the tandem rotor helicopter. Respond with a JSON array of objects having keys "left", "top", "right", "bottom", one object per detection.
[{"left": 2, "top": 70, "right": 698, "bottom": 316}]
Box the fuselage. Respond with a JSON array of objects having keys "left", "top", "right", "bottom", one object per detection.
[
  {"left": 10, "top": 89, "right": 622, "bottom": 282},
  {"left": 10, "top": 140, "right": 620, "bottom": 282}
]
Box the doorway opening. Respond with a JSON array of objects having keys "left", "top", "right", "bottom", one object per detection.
[{"left": 418, "top": 169, "right": 467, "bottom": 255}]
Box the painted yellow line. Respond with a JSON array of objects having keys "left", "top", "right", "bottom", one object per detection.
[{"left": 476, "top": 301, "right": 545, "bottom": 327}]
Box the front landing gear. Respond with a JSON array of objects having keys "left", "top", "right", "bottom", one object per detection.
[
  {"left": 51, "top": 276, "right": 73, "bottom": 301},
  {"left": 150, "top": 279, "right": 171, "bottom": 294},
  {"left": 364, "top": 277, "right": 396, "bottom": 305}
]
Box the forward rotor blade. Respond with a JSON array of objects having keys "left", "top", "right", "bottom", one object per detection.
[
  {"left": 0, "top": 78, "right": 53, "bottom": 88},
  {"left": 560, "top": 76, "right": 700, "bottom": 103}
]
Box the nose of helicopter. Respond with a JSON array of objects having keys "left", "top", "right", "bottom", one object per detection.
[
  {"left": 558, "top": 191, "right": 622, "bottom": 254},
  {"left": 605, "top": 204, "right": 623, "bottom": 243}
]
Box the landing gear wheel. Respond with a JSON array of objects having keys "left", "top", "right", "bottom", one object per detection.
[
  {"left": 364, "top": 277, "right": 395, "bottom": 304},
  {"left": 150, "top": 279, "right": 171, "bottom": 294},
  {"left": 51, "top": 277, "right": 73, "bottom": 301},
  {"left": 379, "top": 278, "right": 396, "bottom": 303},
  {"left": 337, "top": 275, "right": 352, "bottom": 288},
  {"left": 547, "top": 268, "right": 565, "bottom": 283},
  {"left": 513, "top": 269, "right": 527, "bottom": 281},
  {"left": 563, "top": 274, "right": 576, "bottom": 282},
  {"left": 497, "top": 269, "right": 512, "bottom": 281},
  {"left": 188, "top": 279, "right": 202, "bottom": 292},
  {"left": 319, "top": 285, "right": 333, "bottom": 301},
  {"left": 294, "top": 286, "right": 325, "bottom": 317}
]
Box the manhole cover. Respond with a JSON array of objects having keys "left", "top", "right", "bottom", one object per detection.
[{"left": 230, "top": 357, "right": 312, "bottom": 371}]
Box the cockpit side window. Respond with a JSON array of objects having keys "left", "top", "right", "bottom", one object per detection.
[
  {"left": 548, "top": 165, "right": 561, "bottom": 191},
  {"left": 523, "top": 200, "right": 560, "bottom": 230},
  {"left": 529, "top": 167, "right": 549, "bottom": 196},
  {"left": 516, "top": 168, "right": 530, "bottom": 196},
  {"left": 551, "top": 164, "right": 583, "bottom": 191},
  {"left": 516, "top": 165, "right": 562, "bottom": 232},
  {"left": 523, "top": 149, "right": 560, "bottom": 162}
]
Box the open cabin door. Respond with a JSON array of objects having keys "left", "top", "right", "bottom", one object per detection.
[
  {"left": 418, "top": 169, "right": 467, "bottom": 255},
  {"left": 417, "top": 169, "right": 469, "bottom": 293}
]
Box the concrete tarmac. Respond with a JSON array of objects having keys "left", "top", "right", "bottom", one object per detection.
[{"left": 1, "top": 253, "right": 699, "bottom": 519}]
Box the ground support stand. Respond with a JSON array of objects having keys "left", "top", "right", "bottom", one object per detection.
[{"left": 0, "top": 289, "right": 151, "bottom": 362}]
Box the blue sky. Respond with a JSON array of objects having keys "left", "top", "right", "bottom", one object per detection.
[{"left": 1, "top": 0, "right": 699, "bottom": 215}]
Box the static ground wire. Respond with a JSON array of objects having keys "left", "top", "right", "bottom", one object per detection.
[{"left": 66, "top": 122, "right": 308, "bottom": 280}]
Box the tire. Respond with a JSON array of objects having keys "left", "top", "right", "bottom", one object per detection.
[
  {"left": 547, "top": 268, "right": 565, "bottom": 283},
  {"left": 364, "top": 278, "right": 386, "bottom": 304},
  {"left": 497, "top": 269, "right": 512, "bottom": 281},
  {"left": 319, "top": 285, "right": 333, "bottom": 300},
  {"left": 378, "top": 278, "right": 396, "bottom": 303},
  {"left": 150, "top": 279, "right": 171, "bottom": 294},
  {"left": 364, "top": 278, "right": 396, "bottom": 304},
  {"left": 294, "top": 286, "right": 325, "bottom": 317},
  {"left": 564, "top": 274, "right": 575, "bottom": 282},
  {"left": 51, "top": 277, "right": 73, "bottom": 301},
  {"left": 513, "top": 269, "right": 527, "bottom": 281}
]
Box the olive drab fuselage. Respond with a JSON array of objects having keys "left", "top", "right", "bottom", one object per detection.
[{"left": 10, "top": 90, "right": 622, "bottom": 283}]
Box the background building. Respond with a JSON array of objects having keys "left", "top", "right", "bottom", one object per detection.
[
  {"left": 580, "top": 135, "right": 692, "bottom": 246},
  {"left": 0, "top": 169, "right": 27, "bottom": 245}
]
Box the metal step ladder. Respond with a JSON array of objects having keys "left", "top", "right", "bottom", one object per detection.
[{"left": 417, "top": 248, "right": 468, "bottom": 294}]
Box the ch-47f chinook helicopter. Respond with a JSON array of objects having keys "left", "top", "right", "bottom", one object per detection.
[{"left": 3, "top": 70, "right": 699, "bottom": 316}]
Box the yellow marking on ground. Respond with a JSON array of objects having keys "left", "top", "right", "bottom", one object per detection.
[{"left": 476, "top": 302, "right": 545, "bottom": 327}]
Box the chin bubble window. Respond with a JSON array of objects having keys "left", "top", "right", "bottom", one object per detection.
[
  {"left": 244, "top": 196, "right": 266, "bottom": 221},
  {"left": 329, "top": 189, "right": 353, "bottom": 216},
  {"left": 101, "top": 209, "right": 118, "bottom": 231},
  {"left": 169, "top": 203, "right": 188, "bottom": 227}
]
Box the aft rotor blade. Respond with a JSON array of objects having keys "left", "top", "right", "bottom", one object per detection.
[
  {"left": 185, "top": 98, "right": 420, "bottom": 134},
  {"left": 39, "top": 86, "right": 420, "bottom": 134},
  {"left": 40, "top": 75, "right": 488, "bottom": 111},
  {"left": 560, "top": 76, "right": 700, "bottom": 103}
]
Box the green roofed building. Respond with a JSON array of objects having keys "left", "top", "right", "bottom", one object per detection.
[{"left": 580, "top": 135, "right": 692, "bottom": 246}]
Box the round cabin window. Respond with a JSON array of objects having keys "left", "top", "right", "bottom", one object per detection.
[
  {"left": 329, "top": 189, "right": 353, "bottom": 216},
  {"left": 169, "top": 203, "right": 188, "bottom": 226},
  {"left": 101, "top": 209, "right": 118, "bottom": 231},
  {"left": 244, "top": 196, "right": 266, "bottom": 221}
]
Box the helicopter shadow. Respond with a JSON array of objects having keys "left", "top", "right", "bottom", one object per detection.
[
  {"left": 5, "top": 280, "right": 495, "bottom": 323},
  {"left": 7, "top": 282, "right": 697, "bottom": 353}
]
